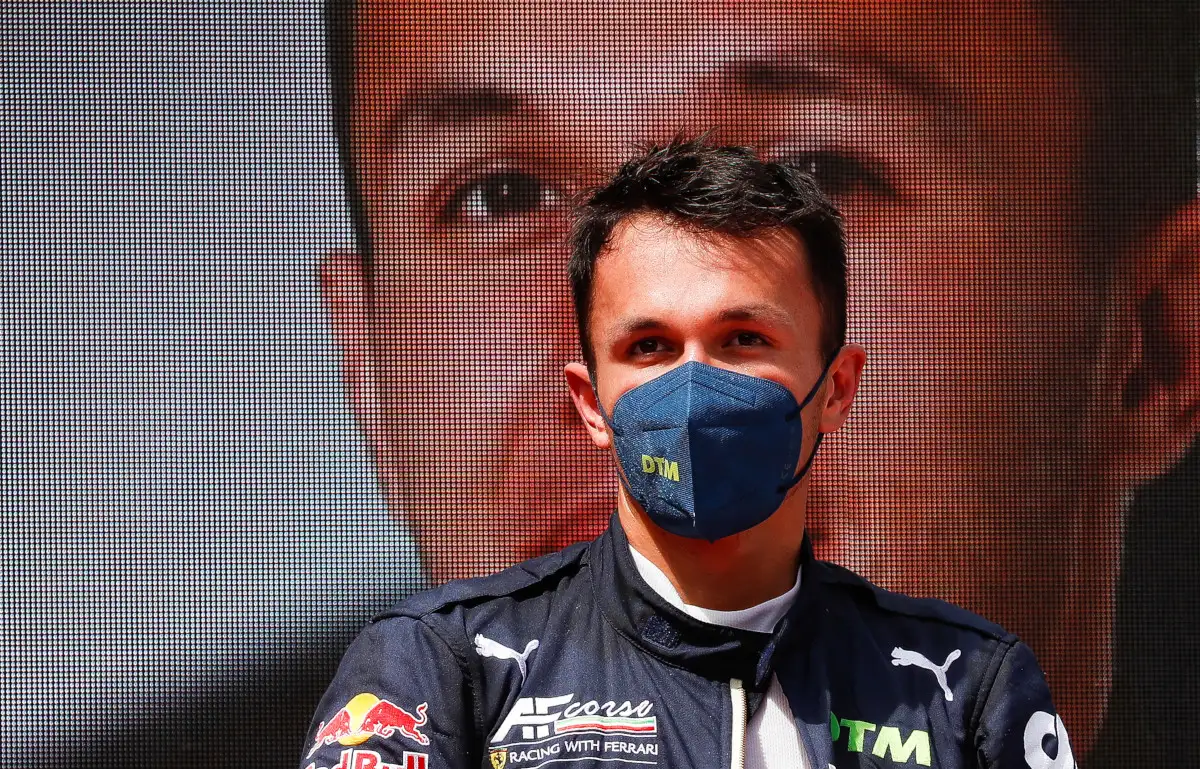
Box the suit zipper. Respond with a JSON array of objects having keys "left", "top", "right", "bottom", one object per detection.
[{"left": 730, "top": 678, "right": 747, "bottom": 769}]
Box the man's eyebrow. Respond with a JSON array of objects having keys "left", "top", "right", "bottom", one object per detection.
[
  {"left": 608, "top": 305, "right": 795, "bottom": 340},
  {"left": 723, "top": 52, "right": 968, "bottom": 128},
  {"left": 610, "top": 317, "right": 669, "bottom": 339},
  {"left": 716, "top": 304, "right": 796, "bottom": 328},
  {"left": 385, "top": 85, "right": 523, "bottom": 146}
]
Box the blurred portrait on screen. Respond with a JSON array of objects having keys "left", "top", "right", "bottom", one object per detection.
[{"left": 322, "top": 0, "right": 1199, "bottom": 763}]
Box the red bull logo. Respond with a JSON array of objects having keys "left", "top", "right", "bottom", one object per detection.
[
  {"left": 308, "top": 693, "right": 430, "bottom": 759},
  {"left": 304, "top": 748, "right": 428, "bottom": 769}
]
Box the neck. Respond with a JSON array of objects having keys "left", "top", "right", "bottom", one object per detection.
[{"left": 619, "top": 486, "right": 808, "bottom": 611}]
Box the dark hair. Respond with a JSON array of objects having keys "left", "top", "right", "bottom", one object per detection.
[
  {"left": 1044, "top": 0, "right": 1199, "bottom": 247},
  {"left": 324, "top": 0, "right": 373, "bottom": 275},
  {"left": 568, "top": 137, "right": 847, "bottom": 369}
]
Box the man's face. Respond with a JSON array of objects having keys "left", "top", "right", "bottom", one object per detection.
[
  {"left": 343, "top": 0, "right": 1113, "bottom": 742},
  {"left": 573, "top": 214, "right": 864, "bottom": 570},
  {"left": 584, "top": 215, "right": 829, "bottom": 482}
]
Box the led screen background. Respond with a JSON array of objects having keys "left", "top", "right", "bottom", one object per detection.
[{"left": 2, "top": 1, "right": 1197, "bottom": 767}]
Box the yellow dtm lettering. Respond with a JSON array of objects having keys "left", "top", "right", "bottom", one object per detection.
[
  {"left": 640, "top": 455, "right": 680, "bottom": 482},
  {"left": 830, "top": 712, "right": 931, "bottom": 766}
]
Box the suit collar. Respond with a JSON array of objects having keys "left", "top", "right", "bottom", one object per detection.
[{"left": 587, "top": 513, "right": 822, "bottom": 690}]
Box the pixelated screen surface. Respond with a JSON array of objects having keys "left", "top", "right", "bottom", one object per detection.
[{"left": 2, "top": 0, "right": 1197, "bottom": 767}]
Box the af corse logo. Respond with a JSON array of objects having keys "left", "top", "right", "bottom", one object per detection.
[{"left": 491, "top": 694, "right": 656, "bottom": 743}]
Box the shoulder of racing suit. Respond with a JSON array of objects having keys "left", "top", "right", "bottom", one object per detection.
[
  {"left": 376, "top": 539, "right": 593, "bottom": 624},
  {"left": 813, "top": 556, "right": 1010, "bottom": 640},
  {"left": 299, "top": 542, "right": 598, "bottom": 769},
  {"left": 788, "top": 558, "right": 1069, "bottom": 769}
]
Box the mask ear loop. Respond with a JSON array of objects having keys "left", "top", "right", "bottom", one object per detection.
[
  {"left": 590, "top": 371, "right": 645, "bottom": 508},
  {"left": 779, "top": 434, "right": 824, "bottom": 493},
  {"left": 777, "top": 353, "right": 839, "bottom": 493},
  {"left": 588, "top": 368, "right": 609, "bottom": 427}
]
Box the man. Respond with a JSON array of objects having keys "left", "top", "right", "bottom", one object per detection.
[
  {"left": 323, "top": 0, "right": 1199, "bottom": 760},
  {"left": 302, "top": 138, "right": 1072, "bottom": 769}
]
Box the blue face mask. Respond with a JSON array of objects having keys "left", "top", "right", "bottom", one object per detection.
[{"left": 601, "top": 359, "right": 832, "bottom": 542}]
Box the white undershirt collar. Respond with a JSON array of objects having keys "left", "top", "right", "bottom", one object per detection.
[{"left": 629, "top": 544, "right": 802, "bottom": 634}]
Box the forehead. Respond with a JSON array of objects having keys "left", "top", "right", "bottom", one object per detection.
[
  {"left": 603, "top": 214, "right": 811, "bottom": 278},
  {"left": 351, "top": 0, "right": 1081, "bottom": 200},
  {"left": 591, "top": 215, "right": 818, "bottom": 323}
]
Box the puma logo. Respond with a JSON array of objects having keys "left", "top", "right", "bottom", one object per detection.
[
  {"left": 891, "top": 647, "right": 962, "bottom": 701},
  {"left": 474, "top": 634, "right": 540, "bottom": 682}
]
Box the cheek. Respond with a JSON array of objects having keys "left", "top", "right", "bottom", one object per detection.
[
  {"left": 816, "top": 197, "right": 1094, "bottom": 579},
  {"left": 370, "top": 227, "right": 583, "bottom": 470},
  {"left": 844, "top": 191, "right": 1094, "bottom": 441},
  {"left": 367, "top": 229, "right": 614, "bottom": 559}
]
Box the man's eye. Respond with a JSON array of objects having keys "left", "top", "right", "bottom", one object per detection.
[
  {"left": 731, "top": 332, "right": 768, "bottom": 347},
  {"left": 783, "top": 151, "right": 896, "bottom": 199},
  {"left": 632, "top": 339, "right": 666, "bottom": 356},
  {"left": 439, "top": 170, "right": 564, "bottom": 225}
]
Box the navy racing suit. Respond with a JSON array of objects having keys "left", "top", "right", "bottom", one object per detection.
[{"left": 300, "top": 516, "right": 1075, "bottom": 769}]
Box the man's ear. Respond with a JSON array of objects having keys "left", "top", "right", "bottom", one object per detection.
[
  {"left": 321, "top": 250, "right": 381, "bottom": 438},
  {"left": 818, "top": 343, "right": 867, "bottom": 434},
  {"left": 1114, "top": 200, "right": 1200, "bottom": 485},
  {"left": 565, "top": 361, "right": 612, "bottom": 450}
]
